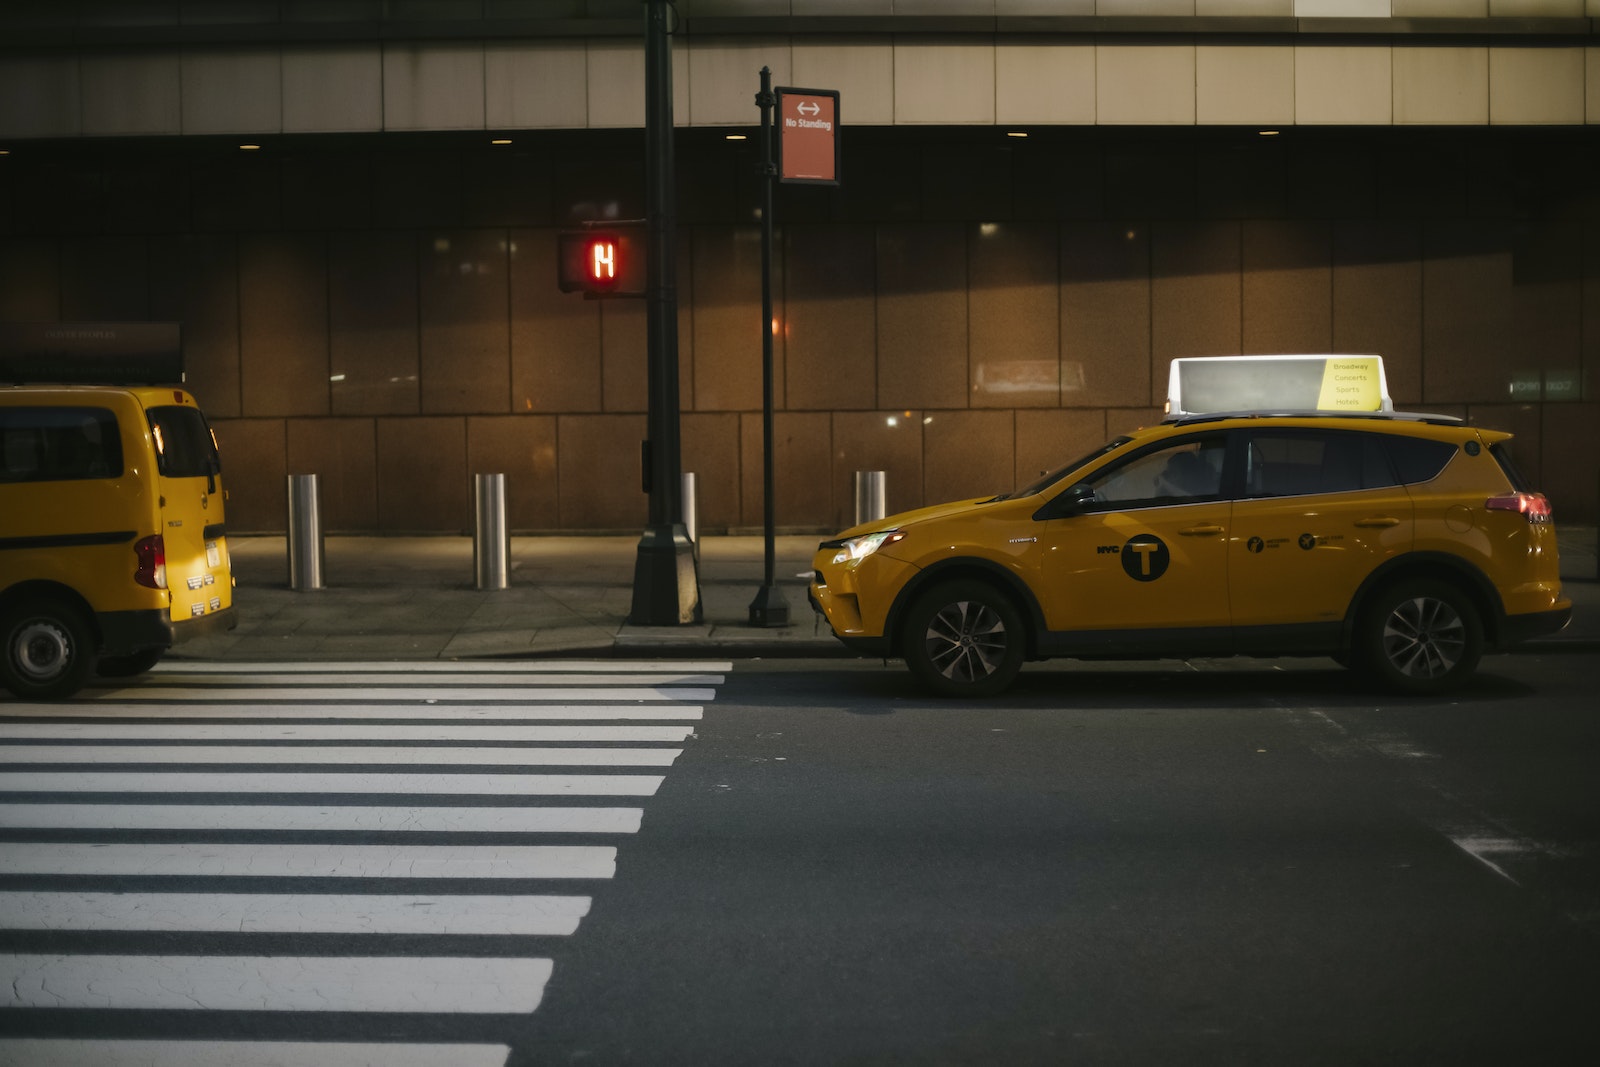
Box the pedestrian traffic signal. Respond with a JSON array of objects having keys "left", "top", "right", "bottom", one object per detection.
[{"left": 557, "top": 226, "right": 645, "bottom": 297}]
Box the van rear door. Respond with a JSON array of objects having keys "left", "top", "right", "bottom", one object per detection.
[{"left": 145, "top": 398, "right": 232, "bottom": 627}]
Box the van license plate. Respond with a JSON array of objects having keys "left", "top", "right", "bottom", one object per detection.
[{"left": 206, "top": 540, "right": 221, "bottom": 567}]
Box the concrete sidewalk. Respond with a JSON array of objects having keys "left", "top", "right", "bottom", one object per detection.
[{"left": 174, "top": 528, "right": 1600, "bottom": 663}]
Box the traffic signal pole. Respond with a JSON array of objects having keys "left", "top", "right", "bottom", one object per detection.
[{"left": 629, "top": 0, "right": 701, "bottom": 626}]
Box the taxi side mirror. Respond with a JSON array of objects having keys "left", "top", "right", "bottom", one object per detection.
[{"left": 1035, "top": 482, "right": 1096, "bottom": 521}]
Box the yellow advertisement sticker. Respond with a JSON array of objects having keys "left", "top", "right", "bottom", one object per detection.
[{"left": 1316, "top": 357, "right": 1382, "bottom": 411}]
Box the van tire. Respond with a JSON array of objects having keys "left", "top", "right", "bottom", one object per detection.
[
  {"left": 0, "top": 598, "right": 96, "bottom": 700},
  {"left": 97, "top": 649, "right": 165, "bottom": 679}
]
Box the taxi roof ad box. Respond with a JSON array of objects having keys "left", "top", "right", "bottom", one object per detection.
[{"left": 1167, "top": 355, "right": 1391, "bottom": 420}]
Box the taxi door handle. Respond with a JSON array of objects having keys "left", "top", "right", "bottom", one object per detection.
[
  {"left": 1354, "top": 516, "right": 1401, "bottom": 528},
  {"left": 1180, "top": 524, "right": 1224, "bottom": 536}
]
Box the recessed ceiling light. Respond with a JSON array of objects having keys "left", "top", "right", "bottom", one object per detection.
[
  {"left": 491, "top": 138, "right": 512, "bottom": 145},
  {"left": 238, "top": 144, "right": 261, "bottom": 151},
  {"left": 725, "top": 134, "right": 747, "bottom": 141},
  {"left": 1258, "top": 130, "right": 1280, "bottom": 137},
  {"left": 1006, "top": 131, "right": 1028, "bottom": 138}
]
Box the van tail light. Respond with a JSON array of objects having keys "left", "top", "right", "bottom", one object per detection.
[
  {"left": 1485, "top": 491, "right": 1552, "bottom": 524},
  {"left": 133, "top": 535, "right": 167, "bottom": 589}
]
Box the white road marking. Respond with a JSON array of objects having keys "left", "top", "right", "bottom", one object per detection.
[
  {"left": 0, "top": 1040, "right": 511, "bottom": 1067},
  {"left": 0, "top": 804, "right": 643, "bottom": 834},
  {"left": 158, "top": 659, "right": 731, "bottom": 674},
  {"left": 2, "top": 705, "right": 703, "bottom": 722},
  {"left": 88, "top": 686, "right": 715, "bottom": 703},
  {"left": 0, "top": 770, "right": 664, "bottom": 795},
  {"left": 0, "top": 954, "right": 551, "bottom": 1013},
  {"left": 0, "top": 745, "right": 681, "bottom": 767},
  {"left": 148, "top": 672, "right": 723, "bottom": 687},
  {"left": 0, "top": 842, "right": 617, "bottom": 879},
  {"left": 0, "top": 722, "right": 696, "bottom": 741},
  {"left": 0, "top": 891, "right": 590, "bottom": 935}
]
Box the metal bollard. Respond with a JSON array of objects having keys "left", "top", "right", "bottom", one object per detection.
[
  {"left": 854, "top": 469, "right": 886, "bottom": 526},
  {"left": 681, "top": 471, "right": 699, "bottom": 553},
  {"left": 473, "top": 473, "right": 510, "bottom": 591},
  {"left": 286, "top": 473, "right": 324, "bottom": 591}
]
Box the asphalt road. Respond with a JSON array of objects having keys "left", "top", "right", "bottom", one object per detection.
[{"left": 517, "top": 653, "right": 1600, "bottom": 1066}]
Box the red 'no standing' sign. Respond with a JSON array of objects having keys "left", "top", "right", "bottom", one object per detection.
[{"left": 775, "top": 87, "right": 840, "bottom": 186}]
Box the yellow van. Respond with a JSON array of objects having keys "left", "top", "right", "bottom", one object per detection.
[{"left": 1, "top": 375, "right": 235, "bottom": 699}]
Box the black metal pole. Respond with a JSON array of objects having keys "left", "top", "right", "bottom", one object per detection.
[
  {"left": 749, "top": 66, "right": 789, "bottom": 627},
  {"left": 629, "top": 0, "right": 701, "bottom": 625}
]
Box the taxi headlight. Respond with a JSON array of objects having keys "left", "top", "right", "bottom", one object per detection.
[{"left": 831, "top": 529, "right": 905, "bottom": 565}]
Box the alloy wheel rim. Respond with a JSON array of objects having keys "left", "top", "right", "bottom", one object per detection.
[
  {"left": 1381, "top": 596, "right": 1465, "bottom": 679},
  {"left": 14, "top": 621, "right": 70, "bottom": 682},
  {"left": 925, "top": 600, "right": 1008, "bottom": 682}
]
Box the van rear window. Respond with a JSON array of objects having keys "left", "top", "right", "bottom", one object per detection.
[
  {"left": 147, "top": 406, "right": 220, "bottom": 479},
  {"left": 0, "top": 406, "right": 123, "bottom": 484}
]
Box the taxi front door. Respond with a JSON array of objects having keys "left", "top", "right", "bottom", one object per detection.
[{"left": 1037, "top": 436, "right": 1232, "bottom": 646}]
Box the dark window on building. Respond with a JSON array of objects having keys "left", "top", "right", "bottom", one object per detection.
[{"left": 0, "top": 406, "right": 123, "bottom": 484}]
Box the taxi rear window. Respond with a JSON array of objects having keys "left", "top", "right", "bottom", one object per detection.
[
  {"left": 0, "top": 406, "right": 123, "bottom": 484},
  {"left": 146, "top": 405, "right": 220, "bottom": 479}
]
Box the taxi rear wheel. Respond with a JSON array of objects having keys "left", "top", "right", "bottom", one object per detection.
[
  {"left": 1357, "top": 579, "right": 1483, "bottom": 694},
  {"left": 903, "top": 580, "right": 1026, "bottom": 697},
  {"left": 0, "top": 598, "right": 96, "bottom": 700}
]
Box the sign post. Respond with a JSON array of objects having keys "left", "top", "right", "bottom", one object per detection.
[{"left": 748, "top": 71, "right": 841, "bottom": 628}]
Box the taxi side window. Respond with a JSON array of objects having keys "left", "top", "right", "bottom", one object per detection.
[
  {"left": 1242, "top": 431, "right": 1396, "bottom": 499},
  {"left": 0, "top": 406, "right": 123, "bottom": 484},
  {"left": 1086, "top": 437, "right": 1226, "bottom": 509},
  {"left": 1384, "top": 436, "right": 1457, "bottom": 485}
]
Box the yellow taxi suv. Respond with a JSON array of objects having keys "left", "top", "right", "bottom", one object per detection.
[
  {"left": 809, "top": 355, "right": 1571, "bottom": 697},
  {"left": 1, "top": 327, "right": 235, "bottom": 700}
]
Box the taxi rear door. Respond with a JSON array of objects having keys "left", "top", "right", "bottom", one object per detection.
[
  {"left": 146, "top": 399, "right": 232, "bottom": 624},
  {"left": 1036, "top": 434, "right": 1232, "bottom": 652}
]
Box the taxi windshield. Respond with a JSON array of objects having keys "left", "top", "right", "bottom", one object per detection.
[{"left": 1001, "top": 436, "right": 1132, "bottom": 500}]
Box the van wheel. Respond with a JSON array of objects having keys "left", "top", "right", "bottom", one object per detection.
[
  {"left": 1357, "top": 579, "right": 1482, "bottom": 695},
  {"left": 0, "top": 598, "right": 96, "bottom": 700},
  {"left": 97, "top": 649, "right": 165, "bottom": 679},
  {"left": 903, "top": 580, "right": 1025, "bottom": 697}
]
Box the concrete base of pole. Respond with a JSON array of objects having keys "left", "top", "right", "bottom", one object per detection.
[
  {"left": 748, "top": 583, "right": 790, "bottom": 628},
  {"left": 628, "top": 523, "right": 702, "bottom": 625}
]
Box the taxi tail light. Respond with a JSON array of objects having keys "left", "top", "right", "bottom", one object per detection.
[
  {"left": 133, "top": 535, "right": 167, "bottom": 589},
  {"left": 1485, "top": 491, "right": 1552, "bottom": 524}
]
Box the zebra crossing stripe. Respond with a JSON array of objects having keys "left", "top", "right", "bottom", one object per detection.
[
  {"left": 158, "top": 659, "right": 732, "bottom": 674},
  {"left": 0, "top": 770, "right": 664, "bottom": 795},
  {"left": 0, "top": 745, "right": 683, "bottom": 767},
  {"left": 3, "top": 704, "right": 704, "bottom": 722},
  {"left": 89, "top": 686, "right": 716, "bottom": 702},
  {"left": 0, "top": 842, "right": 617, "bottom": 879},
  {"left": 0, "top": 1040, "right": 512, "bottom": 1067},
  {"left": 0, "top": 804, "right": 643, "bottom": 833},
  {"left": 0, "top": 954, "right": 551, "bottom": 1013},
  {"left": 0, "top": 722, "right": 696, "bottom": 740},
  {"left": 0, "top": 892, "right": 591, "bottom": 935},
  {"left": 150, "top": 672, "right": 724, "bottom": 686}
]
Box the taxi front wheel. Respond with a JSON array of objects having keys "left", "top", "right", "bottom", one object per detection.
[
  {"left": 903, "top": 580, "right": 1026, "bottom": 698},
  {"left": 0, "top": 598, "right": 96, "bottom": 701},
  {"left": 1357, "top": 579, "right": 1483, "bottom": 694}
]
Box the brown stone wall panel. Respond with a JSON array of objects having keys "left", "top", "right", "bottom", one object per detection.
[
  {"left": 876, "top": 225, "right": 968, "bottom": 412},
  {"left": 1242, "top": 221, "right": 1332, "bottom": 356},
  {"left": 682, "top": 412, "right": 741, "bottom": 533},
  {"left": 1060, "top": 222, "right": 1152, "bottom": 409},
  {"left": 467, "top": 415, "right": 559, "bottom": 532},
  {"left": 210, "top": 418, "right": 286, "bottom": 534},
  {"left": 601, "top": 300, "right": 648, "bottom": 413},
  {"left": 1332, "top": 222, "right": 1423, "bottom": 406},
  {"left": 419, "top": 230, "right": 510, "bottom": 415},
  {"left": 1541, "top": 402, "right": 1600, "bottom": 524},
  {"left": 1422, "top": 222, "right": 1515, "bottom": 406},
  {"left": 692, "top": 226, "right": 771, "bottom": 413},
  {"left": 60, "top": 236, "right": 148, "bottom": 321},
  {"left": 239, "top": 233, "right": 330, "bottom": 417},
  {"left": 1151, "top": 222, "right": 1242, "bottom": 385},
  {"left": 970, "top": 224, "right": 1059, "bottom": 410},
  {"left": 286, "top": 417, "right": 378, "bottom": 532},
  {"left": 0, "top": 239, "right": 59, "bottom": 320},
  {"left": 1585, "top": 221, "right": 1600, "bottom": 404},
  {"left": 1106, "top": 406, "right": 1166, "bottom": 436},
  {"left": 511, "top": 227, "right": 603, "bottom": 414},
  {"left": 739, "top": 411, "right": 831, "bottom": 530},
  {"left": 330, "top": 232, "right": 420, "bottom": 416},
  {"left": 1511, "top": 223, "right": 1583, "bottom": 404},
  {"left": 925, "top": 410, "right": 1014, "bottom": 503},
  {"left": 831, "top": 410, "right": 924, "bottom": 529},
  {"left": 557, "top": 414, "right": 648, "bottom": 530},
  {"left": 784, "top": 225, "right": 877, "bottom": 413},
  {"left": 1014, "top": 409, "right": 1110, "bottom": 491},
  {"left": 376, "top": 416, "right": 467, "bottom": 532},
  {"left": 149, "top": 234, "right": 241, "bottom": 418}
]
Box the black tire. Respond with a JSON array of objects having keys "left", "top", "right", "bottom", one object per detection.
[
  {"left": 1357, "top": 579, "right": 1483, "bottom": 695},
  {"left": 0, "top": 597, "right": 97, "bottom": 700},
  {"left": 97, "top": 648, "right": 165, "bottom": 679},
  {"left": 902, "top": 580, "right": 1026, "bottom": 697}
]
